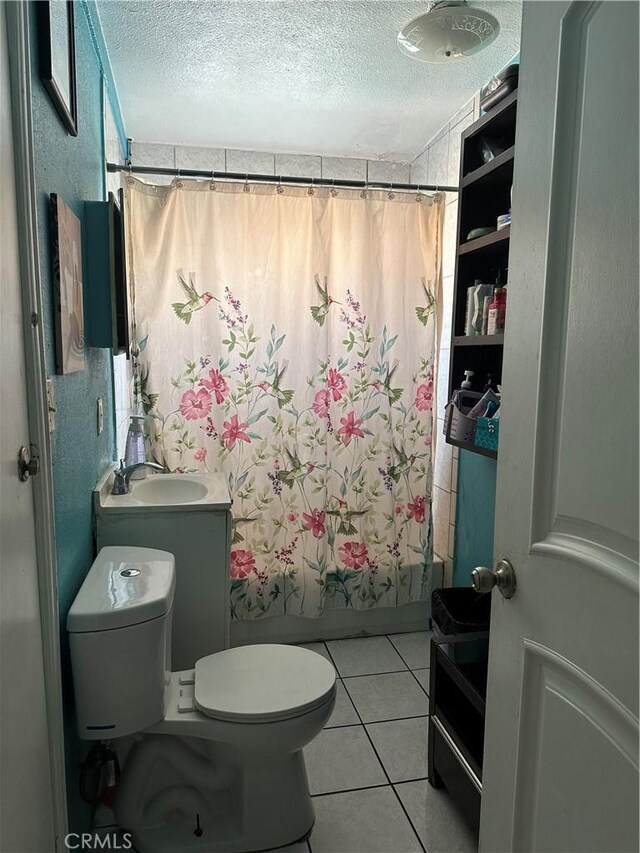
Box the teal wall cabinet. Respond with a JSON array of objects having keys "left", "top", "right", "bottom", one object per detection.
[{"left": 85, "top": 192, "right": 129, "bottom": 354}]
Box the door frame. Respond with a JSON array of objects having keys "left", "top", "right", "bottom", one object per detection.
[{"left": 5, "top": 3, "right": 69, "bottom": 847}]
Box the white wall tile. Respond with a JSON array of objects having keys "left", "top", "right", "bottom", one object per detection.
[
  {"left": 429, "top": 123, "right": 450, "bottom": 147},
  {"left": 226, "top": 149, "right": 276, "bottom": 175},
  {"left": 441, "top": 558, "right": 453, "bottom": 587},
  {"left": 448, "top": 99, "right": 475, "bottom": 132},
  {"left": 275, "top": 153, "right": 322, "bottom": 178},
  {"left": 321, "top": 156, "right": 367, "bottom": 182},
  {"left": 449, "top": 489, "right": 457, "bottom": 519},
  {"left": 442, "top": 201, "right": 458, "bottom": 280},
  {"left": 436, "top": 346, "right": 450, "bottom": 417},
  {"left": 410, "top": 149, "right": 428, "bottom": 185},
  {"left": 447, "top": 523, "right": 456, "bottom": 560},
  {"left": 131, "top": 141, "right": 175, "bottom": 168},
  {"left": 433, "top": 428, "right": 453, "bottom": 493},
  {"left": 447, "top": 112, "right": 475, "bottom": 187},
  {"left": 440, "top": 275, "right": 454, "bottom": 347},
  {"left": 175, "top": 145, "right": 226, "bottom": 172},
  {"left": 427, "top": 133, "right": 449, "bottom": 187},
  {"left": 105, "top": 171, "right": 121, "bottom": 198},
  {"left": 433, "top": 485, "right": 450, "bottom": 559},
  {"left": 366, "top": 160, "right": 411, "bottom": 184}
]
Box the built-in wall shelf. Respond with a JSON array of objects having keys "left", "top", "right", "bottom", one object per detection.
[
  {"left": 458, "top": 226, "right": 510, "bottom": 257},
  {"left": 446, "top": 437, "right": 498, "bottom": 460},
  {"left": 461, "top": 146, "right": 515, "bottom": 189},
  {"left": 446, "top": 92, "right": 518, "bottom": 460},
  {"left": 462, "top": 89, "right": 518, "bottom": 155},
  {"left": 452, "top": 335, "right": 504, "bottom": 347}
]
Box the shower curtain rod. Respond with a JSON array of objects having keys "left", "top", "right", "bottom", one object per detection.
[{"left": 106, "top": 162, "right": 459, "bottom": 194}]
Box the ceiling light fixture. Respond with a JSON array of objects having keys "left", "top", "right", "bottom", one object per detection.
[{"left": 398, "top": 0, "right": 500, "bottom": 63}]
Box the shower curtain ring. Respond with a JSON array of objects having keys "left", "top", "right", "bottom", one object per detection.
[
  {"left": 388, "top": 182, "right": 395, "bottom": 200},
  {"left": 210, "top": 169, "right": 216, "bottom": 191},
  {"left": 307, "top": 177, "right": 315, "bottom": 196},
  {"left": 277, "top": 176, "right": 284, "bottom": 195},
  {"left": 126, "top": 162, "right": 134, "bottom": 185},
  {"left": 330, "top": 179, "right": 338, "bottom": 198},
  {"left": 175, "top": 168, "right": 183, "bottom": 189},
  {"left": 243, "top": 174, "right": 250, "bottom": 193},
  {"left": 361, "top": 162, "right": 369, "bottom": 198}
]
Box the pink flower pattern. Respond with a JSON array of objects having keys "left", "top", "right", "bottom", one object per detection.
[
  {"left": 179, "top": 388, "right": 212, "bottom": 421},
  {"left": 302, "top": 508, "right": 326, "bottom": 538},
  {"left": 312, "top": 389, "right": 331, "bottom": 419},
  {"left": 415, "top": 377, "right": 433, "bottom": 412},
  {"left": 407, "top": 495, "right": 426, "bottom": 524},
  {"left": 221, "top": 414, "right": 251, "bottom": 450},
  {"left": 138, "top": 278, "right": 435, "bottom": 619},
  {"left": 200, "top": 368, "right": 229, "bottom": 404},
  {"left": 338, "top": 410, "right": 365, "bottom": 445},
  {"left": 230, "top": 549, "right": 256, "bottom": 578},
  {"left": 327, "top": 368, "right": 347, "bottom": 401},
  {"left": 339, "top": 541, "right": 368, "bottom": 569}
]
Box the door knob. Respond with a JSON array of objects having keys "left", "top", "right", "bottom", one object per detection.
[
  {"left": 17, "top": 445, "right": 39, "bottom": 482},
  {"left": 471, "top": 559, "right": 516, "bottom": 599}
]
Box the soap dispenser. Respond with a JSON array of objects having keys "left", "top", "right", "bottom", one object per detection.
[
  {"left": 124, "top": 416, "right": 147, "bottom": 479},
  {"left": 461, "top": 370, "right": 474, "bottom": 390}
]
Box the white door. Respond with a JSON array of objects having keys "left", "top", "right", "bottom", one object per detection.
[
  {"left": 0, "top": 6, "right": 56, "bottom": 850},
  {"left": 479, "top": 2, "right": 639, "bottom": 851}
]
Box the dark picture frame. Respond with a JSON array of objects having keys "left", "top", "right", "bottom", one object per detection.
[{"left": 36, "top": 1, "right": 78, "bottom": 136}]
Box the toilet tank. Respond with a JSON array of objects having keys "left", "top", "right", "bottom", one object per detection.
[{"left": 67, "top": 546, "right": 175, "bottom": 740}]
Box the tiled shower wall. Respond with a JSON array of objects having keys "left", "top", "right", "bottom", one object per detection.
[
  {"left": 128, "top": 143, "right": 414, "bottom": 187},
  {"left": 411, "top": 95, "right": 479, "bottom": 582}
]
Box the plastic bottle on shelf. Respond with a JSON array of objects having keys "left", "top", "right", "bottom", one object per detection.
[
  {"left": 464, "top": 280, "right": 482, "bottom": 336},
  {"left": 487, "top": 287, "right": 507, "bottom": 335}
]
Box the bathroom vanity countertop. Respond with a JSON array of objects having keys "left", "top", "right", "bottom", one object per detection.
[{"left": 95, "top": 470, "right": 232, "bottom": 513}]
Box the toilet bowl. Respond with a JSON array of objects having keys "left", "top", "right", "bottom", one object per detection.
[{"left": 67, "top": 547, "right": 336, "bottom": 852}]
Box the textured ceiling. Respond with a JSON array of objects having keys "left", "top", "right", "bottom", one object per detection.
[{"left": 97, "top": 1, "right": 522, "bottom": 161}]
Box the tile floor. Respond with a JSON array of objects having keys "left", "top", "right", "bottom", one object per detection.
[
  {"left": 280, "top": 632, "right": 478, "bottom": 853},
  {"left": 98, "top": 632, "right": 477, "bottom": 853}
]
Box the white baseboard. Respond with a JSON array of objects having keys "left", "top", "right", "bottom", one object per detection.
[{"left": 231, "top": 559, "right": 444, "bottom": 646}]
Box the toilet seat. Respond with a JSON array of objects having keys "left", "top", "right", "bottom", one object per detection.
[{"left": 194, "top": 644, "right": 336, "bottom": 723}]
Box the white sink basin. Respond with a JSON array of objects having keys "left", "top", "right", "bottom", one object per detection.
[
  {"left": 133, "top": 476, "right": 208, "bottom": 505},
  {"left": 95, "top": 471, "right": 232, "bottom": 513}
]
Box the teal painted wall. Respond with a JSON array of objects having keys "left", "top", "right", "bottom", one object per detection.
[
  {"left": 452, "top": 450, "right": 497, "bottom": 586},
  {"left": 29, "top": 1, "right": 125, "bottom": 830}
]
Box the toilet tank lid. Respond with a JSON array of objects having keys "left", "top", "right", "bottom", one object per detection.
[{"left": 67, "top": 546, "right": 175, "bottom": 633}]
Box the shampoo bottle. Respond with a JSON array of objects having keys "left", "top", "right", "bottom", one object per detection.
[{"left": 487, "top": 287, "right": 507, "bottom": 335}]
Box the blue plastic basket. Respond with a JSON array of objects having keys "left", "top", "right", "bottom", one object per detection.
[{"left": 475, "top": 416, "right": 499, "bottom": 451}]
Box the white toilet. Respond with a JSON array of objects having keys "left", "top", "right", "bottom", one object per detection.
[{"left": 67, "top": 546, "right": 336, "bottom": 852}]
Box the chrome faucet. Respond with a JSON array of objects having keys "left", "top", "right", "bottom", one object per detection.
[{"left": 111, "top": 460, "right": 166, "bottom": 495}]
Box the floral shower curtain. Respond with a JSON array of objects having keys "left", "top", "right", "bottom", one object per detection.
[{"left": 125, "top": 178, "right": 443, "bottom": 620}]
